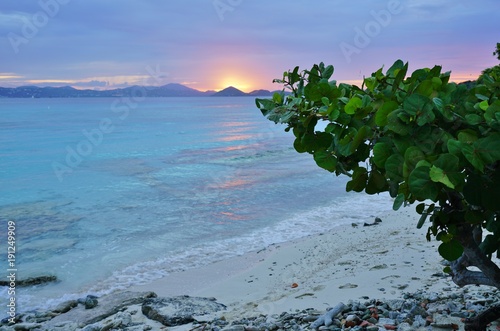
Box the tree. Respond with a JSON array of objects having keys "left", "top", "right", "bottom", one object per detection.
[
  {"left": 494, "top": 43, "right": 500, "bottom": 61},
  {"left": 256, "top": 59, "right": 500, "bottom": 331}
]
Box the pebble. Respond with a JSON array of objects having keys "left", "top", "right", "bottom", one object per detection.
[{"left": 0, "top": 288, "right": 499, "bottom": 331}]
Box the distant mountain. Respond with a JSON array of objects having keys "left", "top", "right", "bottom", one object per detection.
[
  {"left": 247, "top": 89, "right": 273, "bottom": 96},
  {"left": 0, "top": 83, "right": 276, "bottom": 98},
  {"left": 211, "top": 86, "right": 247, "bottom": 97}
]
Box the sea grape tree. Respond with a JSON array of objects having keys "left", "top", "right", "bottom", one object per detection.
[{"left": 256, "top": 59, "right": 500, "bottom": 331}]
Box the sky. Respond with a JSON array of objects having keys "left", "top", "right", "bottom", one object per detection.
[{"left": 0, "top": 0, "right": 499, "bottom": 92}]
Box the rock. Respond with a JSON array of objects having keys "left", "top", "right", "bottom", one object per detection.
[
  {"left": 378, "top": 317, "right": 396, "bottom": 326},
  {"left": 111, "top": 311, "right": 132, "bottom": 328},
  {"left": 8, "top": 323, "right": 42, "bottom": 331},
  {"left": 141, "top": 296, "right": 226, "bottom": 326},
  {"left": 409, "top": 305, "right": 428, "bottom": 318},
  {"left": 44, "top": 291, "right": 157, "bottom": 328},
  {"left": 0, "top": 276, "right": 57, "bottom": 287},
  {"left": 412, "top": 315, "right": 427, "bottom": 328},
  {"left": 80, "top": 323, "right": 102, "bottom": 331},
  {"left": 52, "top": 300, "right": 79, "bottom": 314},
  {"left": 222, "top": 326, "right": 245, "bottom": 331},
  {"left": 397, "top": 322, "right": 412, "bottom": 331},
  {"left": 77, "top": 295, "right": 99, "bottom": 309},
  {"left": 344, "top": 314, "right": 361, "bottom": 327}
]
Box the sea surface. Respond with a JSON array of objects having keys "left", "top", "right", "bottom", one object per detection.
[{"left": 0, "top": 97, "right": 393, "bottom": 313}]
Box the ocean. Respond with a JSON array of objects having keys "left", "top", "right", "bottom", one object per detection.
[{"left": 0, "top": 97, "right": 393, "bottom": 313}]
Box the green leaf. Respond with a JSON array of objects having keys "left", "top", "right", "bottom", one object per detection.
[
  {"left": 387, "top": 110, "right": 411, "bottom": 135},
  {"left": 433, "top": 97, "right": 444, "bottom": 112},
  {"left": 480, "top": 234, "right": 498, "bottom": 255},
  {"left": 364, "top": 77, "right": 377, "bottom": 92},
  {"left": 322, "top": 65, "right": 334, "bottom": 80},
  {"left": 447, "top": 139, "right": 462, "bottom": 156},
  {"left": 293, "top": 136, "right": 307, "bottom": 153},
  {"left": 350, "top": 125, "right": 371, "bottom": 154},
  {"left": 385, "top": 154, "right": 405, "bottom": 181},
  {"left": 346, "top": 167, "right": 368, "bottom": 192},
  {"left": 393, "top": 193, "right": 405, "bottom": 210},
  {"left": 417, "top": 213, "right": 428, "bottom": 229},
  {"left": 375, "top": 101, "right": 399, "bottom": 126},
  {"left": 372, "top": 142, "right": 392, "bottom": 168},
  {"left": 465, "top": 114, "right": 483, "bottom": 125},
  {"left": 403, "top": 93, "right": 434, "bottom": 126},
  {"left": 321, "top": 97, "right": 330, "bottom": 106},
  {"left": 416, "top": 202, "right": 425, "bottom": 214},
  {"left": 366, "top": 169, "right": 387, "bottom": 194},
  {"left": 429, "top": 166, "right": 455, "bottom": 189},
  {"left": 474, "top": 133, "right": 500, "bottom": 165},
  {"left": 272, "top": 92, "right": 283, "bottom": 104},
  {"left": 408, "top": 166, "right": 439, "bottom": 201},
  {"left": 313, "top": 150, "right": 337, "bottom": 172},
  {"left": 438, "top": 239, "right": 463, "bottom": 261},
  {"left": 479, "top": 100, "right": 489, "bottom": 111},
  {"left": 386, "top": 59, "right": 405, "bottom": 77},
  {"left": 404, "top": 146, "right": 426, "bottom": 172},
  {"left": 345, "top": 96, "right": 362, "bottom": 115},
  {"left": 458, "top": 130, "right": 478, "bottom": 144},
  {"left": 392, "top": 62, "right": 409, "bottom": 92}
]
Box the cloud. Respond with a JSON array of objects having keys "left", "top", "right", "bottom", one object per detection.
[
  {"left": 0, "top": 0, "right": 498, "bottom": 90},
  {"left": 72, "top": 80, "right": 108, "bottom": 88}
]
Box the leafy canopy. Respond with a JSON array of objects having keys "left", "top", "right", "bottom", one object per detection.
[{"left": 256, "top": 61, "right": 500, "bottom": 262}]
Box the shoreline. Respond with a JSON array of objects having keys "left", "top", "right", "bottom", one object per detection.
[
  {"left": 4, "top": 207, "right": 499, "bottom": 330},
  {"left": 130, "top": 207, "right": 455, "bottom": 318}
]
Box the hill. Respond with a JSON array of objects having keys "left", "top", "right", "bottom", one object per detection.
[
  {"left": 0, "top": 84, "right": 275, "bottom": 98},
  {"left": 211, "top": 86, "right": 247, "bottom": 97}
]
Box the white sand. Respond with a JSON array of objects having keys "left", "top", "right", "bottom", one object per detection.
[{"left": 131, "top": 207, "right": 457, "bottom": 320}]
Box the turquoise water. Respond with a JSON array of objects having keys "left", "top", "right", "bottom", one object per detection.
[{"left": 0, "top": 97, "right": 392, "bottom": 312}]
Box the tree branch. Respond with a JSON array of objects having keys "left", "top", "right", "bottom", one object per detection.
[
  {"left": 464, "top": 303, "right": 500, "bottom": 331},
  {"left": 453, "top": 224, "right": 500, "bottom": 289},
  {"left": 450, "top": 258, "right": 499, "bottom": 287}
]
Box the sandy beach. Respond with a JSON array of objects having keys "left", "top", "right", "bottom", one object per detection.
[
  {"left": 131, "top": 207, "right": 456, "bottom": 320},
  {"left": 17, "top": 206, "right": 499, "bottom": 331}
]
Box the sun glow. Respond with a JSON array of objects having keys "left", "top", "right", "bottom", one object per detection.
[{"left": 218, "top": 75, "right": 253, "bottom": 92}]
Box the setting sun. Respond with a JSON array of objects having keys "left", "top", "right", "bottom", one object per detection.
[{"left": 217, "top": 76, "right": 253, "bottom": 92}]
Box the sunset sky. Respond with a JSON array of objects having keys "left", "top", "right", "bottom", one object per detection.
[{"left": 0, "top": 0, "right": 499, "bottom": 92}]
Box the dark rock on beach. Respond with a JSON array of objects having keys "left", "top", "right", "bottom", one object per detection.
[
  {"left": 77, "top": 295, "right": 98, "bottom": 309},
  {"left": 141, "top": 295, "right": 227, "bottom": 326},
  {"left": 0, "top": 275, "right": 57, "bottom": 287}
]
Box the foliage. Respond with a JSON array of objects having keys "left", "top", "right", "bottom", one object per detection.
[
  {"left": 256, "top": 61, "right": 500, "bottom": 262},
  {"left": 494, "top": 42, "right": 500, "bottom": 61}
]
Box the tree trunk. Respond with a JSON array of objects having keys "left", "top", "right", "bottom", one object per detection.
[
  {"left": 464, "top": 303, "right": 500, "bottom": 331},
  {"left": 451, "top": 224, "right": 500, "bottom": 330}
]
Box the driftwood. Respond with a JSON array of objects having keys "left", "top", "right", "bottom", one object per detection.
[{"left": 311, "top": 302, "right": 347, "bottom": 329}]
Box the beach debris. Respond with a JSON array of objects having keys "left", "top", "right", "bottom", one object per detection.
[
  {"left": 310, "top": 302, "right": 347, "bottom": 328},
  {"left": 291, "top": 282, "right": 299, "bottom": 288},
  {"left": 339, "top": 283, "right": 358, "bottom": 289},
  {"left": 364, "top": 217, "right": 383, "bottom": 227},
  {"left": 141, "top": 295, "right": 226, "bottom": 326}
]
